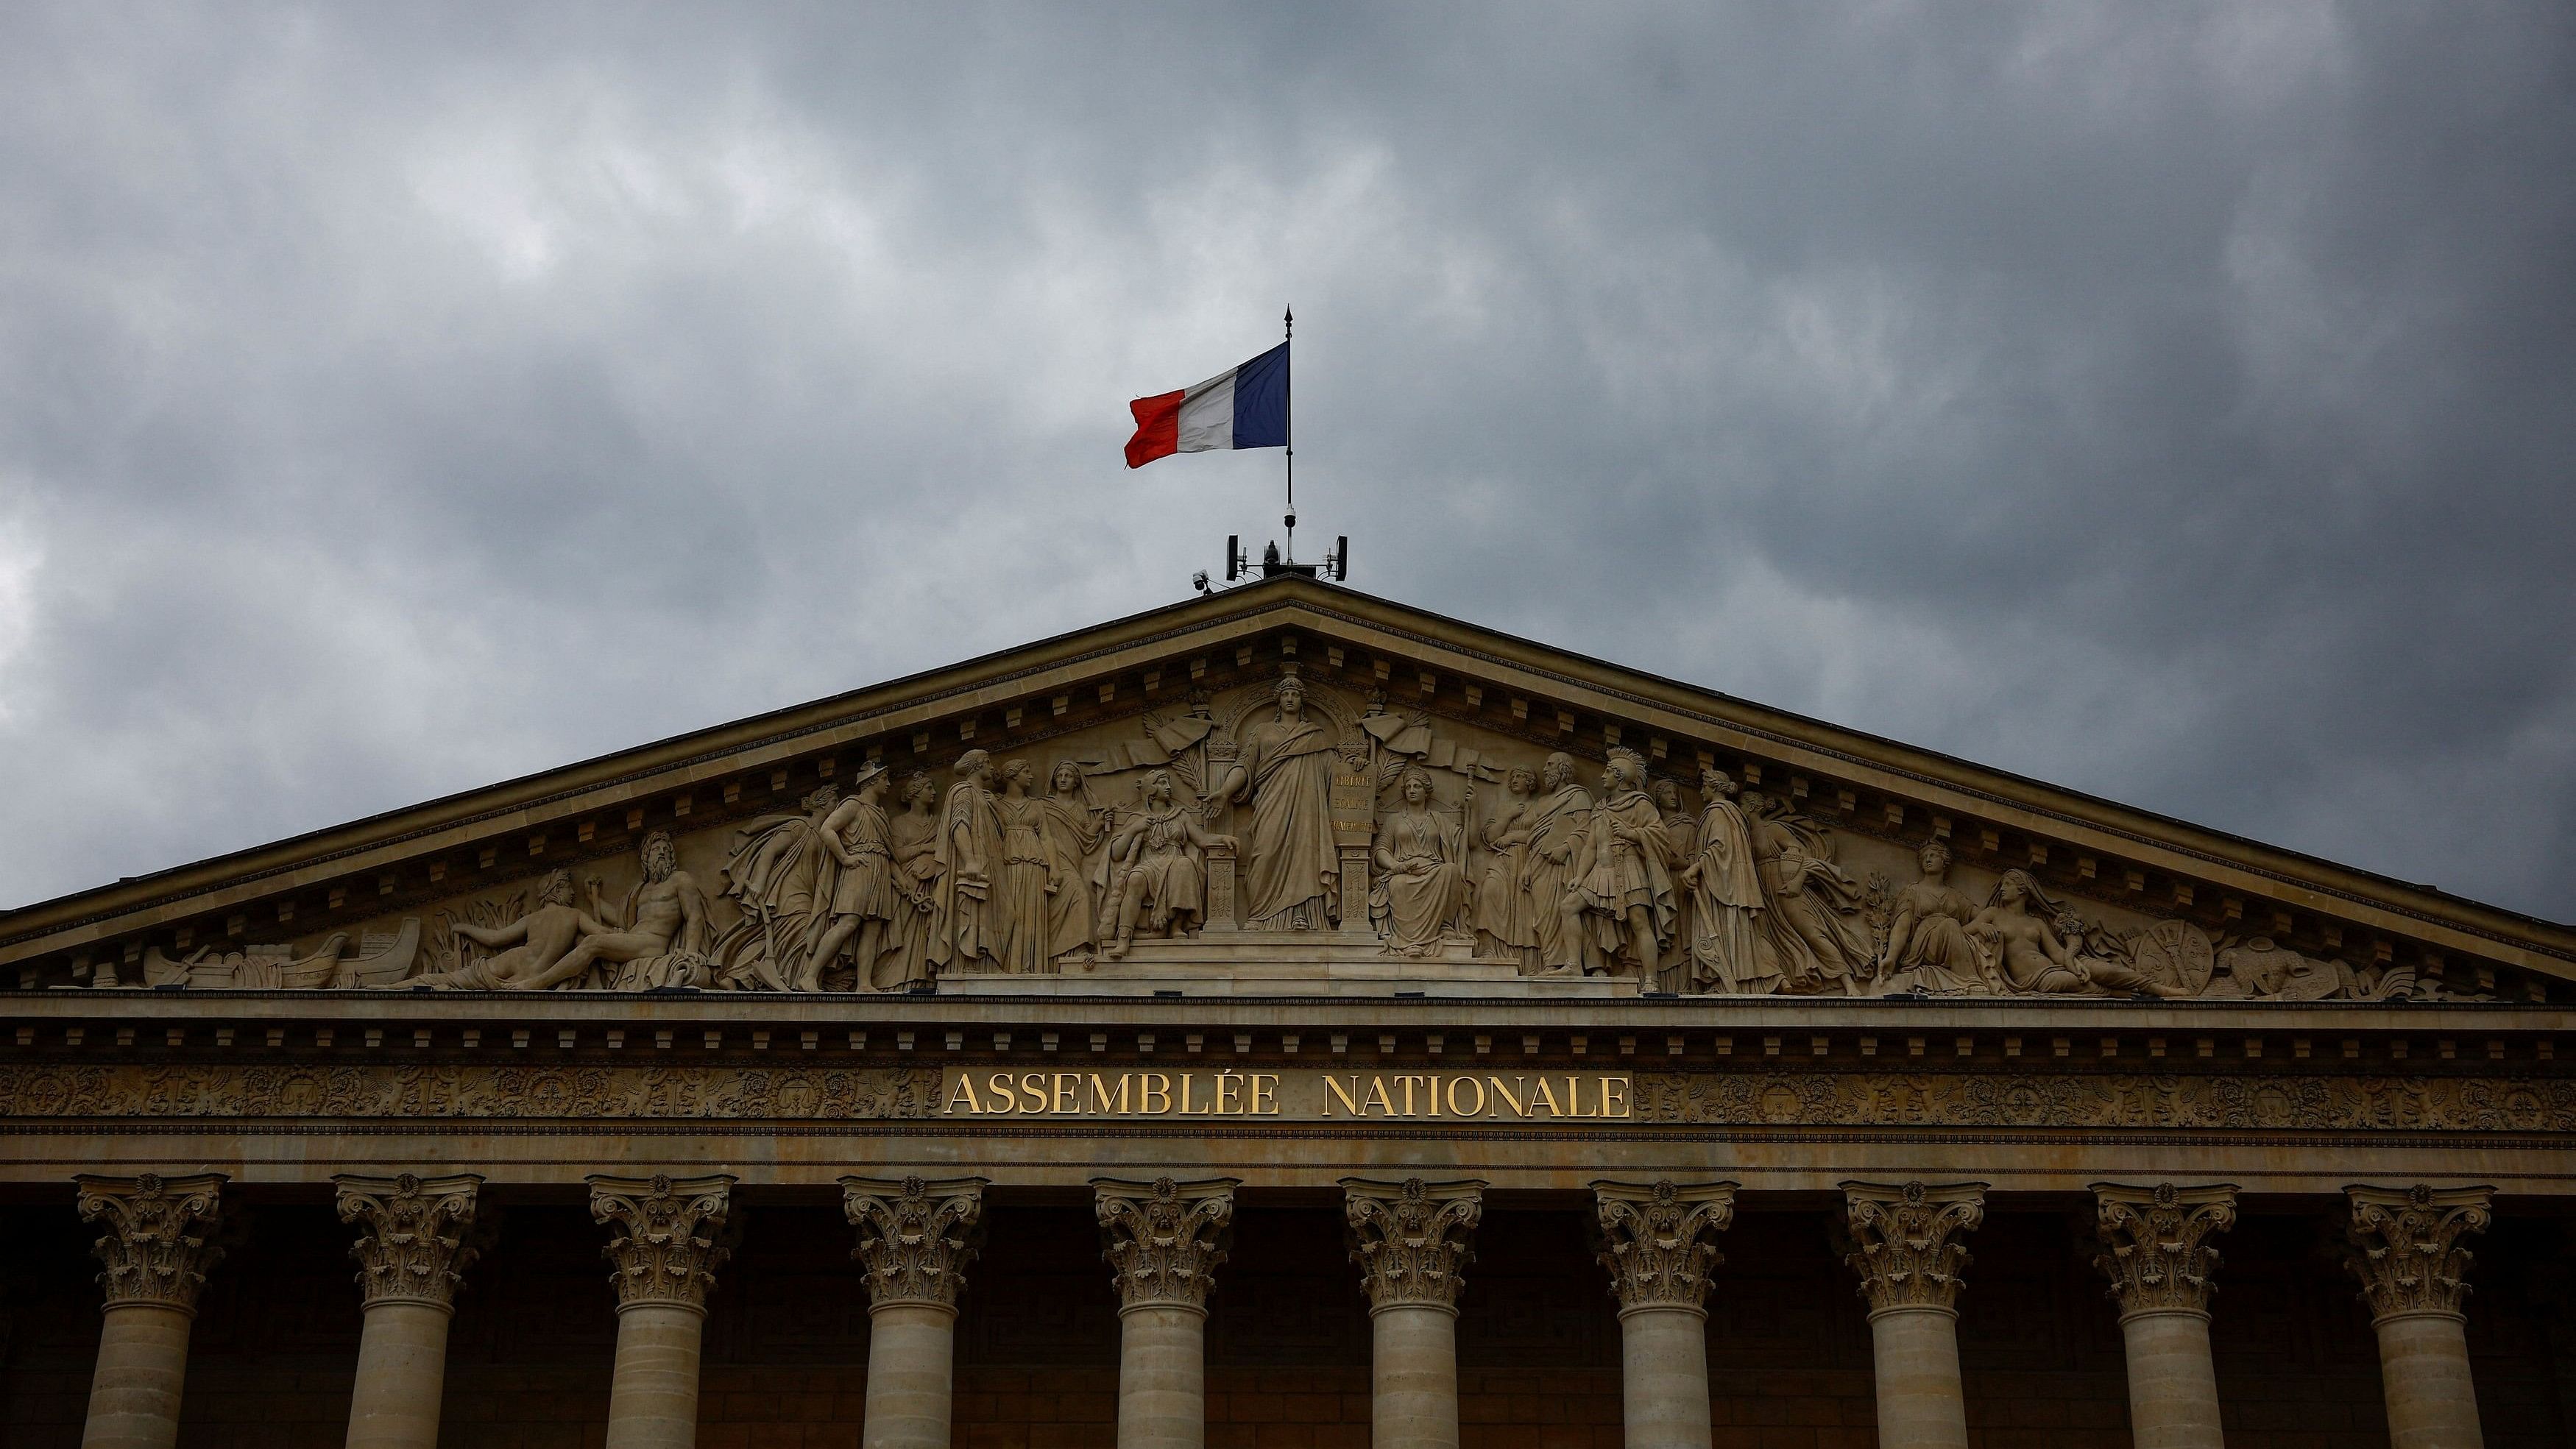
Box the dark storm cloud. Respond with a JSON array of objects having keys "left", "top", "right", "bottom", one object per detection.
[{"left": 1, "top": 2, "right": 2570, "bottom": 918}]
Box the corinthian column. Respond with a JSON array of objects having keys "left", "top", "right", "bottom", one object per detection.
[
  {"left": 2091, "top": 1183, "right": 2236, "bottom": 1449},
  {"left": 1593, "top": 1180, "right": 1735, "bottom": 1449},
  {"left": 336, "top": 1174, "right": 485, "bottom": 1449},
  {"left": 1344, "top": 1178, "right": 1484, "bottom": 1449},
  {"left": 845, "top": 1176, "right": 986, "bottom": 1449},
  {"left": 74, "top": 1172, "right": 227, "bottom": 1449},
  {"left": 2343, "top": 1184, "right": 2495, "bottom": 1449},
  {"left": 1095, "top": 1177, "right": 1238, "bottom": 1449},
  {"left": 1840, "top": 1180, "right": 1984, "bottom": 1449},
  {"left": 590, "top": 1173, "right": 735, "bottom": 1449}
]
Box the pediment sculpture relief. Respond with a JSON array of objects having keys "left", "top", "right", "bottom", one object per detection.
[{"left": 98, "top": 662, "right": 2485, "bottom": 1004}]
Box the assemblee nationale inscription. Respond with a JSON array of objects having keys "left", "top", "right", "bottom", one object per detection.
[{"left": 941, "top": 1067, "right": 1632, "bottom": 1121}]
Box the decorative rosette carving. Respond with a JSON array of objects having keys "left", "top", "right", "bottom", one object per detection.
[
  {"left": 843, "top": 1175, "right": 986, "bottom": 1309},
  {"left": 2090, "top": 1182, "right": 2236, "bottom": 1316},
  {"left": 335, "top": 1172, "right": 485, "bottom": 1310},
  {"left": 588, "top": 1173, "right": 735, "bottom": 1312},
  {"left": 1344, "top": 1177, "right": 1485, "bottom": 1311},
  {"left": 1841, "top": 1180, "right": 1985, "bottom": 1314},
  {"left": 2343, "top": 1183, "right": 2494, "bottom": 1320},
  {"left": 1593, "top": 1180, "right": 1737, "bottom": 1313},
  {"left": 76, "top": 1172, "right": 227, "bottom": 1312},
  {"left": 1095, "top": 1176, "right": 1237, "bottom": 1311}
]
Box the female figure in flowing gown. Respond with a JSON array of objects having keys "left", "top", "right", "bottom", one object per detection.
[
  {"left": 1372, "top": 768, "right": 1470, "bottom": 956},
  {"left": 1205, "top": 670, "right": 1342, "bottom": 929},
  {"left": 1875, "top": 842, "right": 1992, "bottom": 993},
  {"left": 1471, "top": 767, "right": 1540, "bottom": 968},
  {"left": 877, "top": 774, "right": 943, "bottom": 991},
  {"left": 990, "top": 759, "right": 1056, "bottom": 974},
  {"left": 1038, "top": 760, "right": 1110, "bottom": 963}
]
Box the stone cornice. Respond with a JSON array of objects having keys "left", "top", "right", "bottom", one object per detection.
[
  {"left": 1592, "top": 1179, "right": 1735, "bottom": 1313},
  {"left": 1842, "top": 1180, "right": 1985, "bottom": 1314},
  {"left": 336, "top": 1172, "right": 484, "bottom": 1310},
  {"left": 2342, "top": 1183, "right": 2494, "bottom": 1320},
  {"left": 1094, "top": 1175, "right": 1237, "bottom": 1312},
  {"left": 590, "top": 1172, "right": 734, "bottom": 1314},
  {"left": 843, "top": 1175, "right": 984, "bottom": 1310},
  {"left": 76, "top": 1172, "right": 226, "bottom": 1313},
  {"left": 1345, "top": 1176, "right": 1484, "bottom": 1312},
  {"left": 2090, "top": 1181, "right": 2236, "bottom": 1317}
]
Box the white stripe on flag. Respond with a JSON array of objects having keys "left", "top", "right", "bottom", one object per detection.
[{"left": 1174, "top": 369, "right": 1236, "bottom": 453}]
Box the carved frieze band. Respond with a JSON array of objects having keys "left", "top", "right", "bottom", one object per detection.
[
  {"left": 1593, "top": 1179, "right": 1735, "bottom": 1313},
  {"left": 0, "top": 1065, "right": 941, "bottom": 1122},
  {"left": 843, "top": 1175, "right": 985, "bottom": 1310},
  {"left": 2342, "top": 1183, "right": 2494, "bottom": 1321},
  {"left": 1345, "top": 1176, "right": 1484, "bottom": 1311},
  {"left": 74, "top": 1172, "right": 227, "bottom": 1313},
  {"left": 1842, "top": 1180, "right": 1984, "bottom": 1314},
  {"left": 1095, "top": 1176, "right": 1238, "bottom": 1311},
  {"left": 335, "top": 1172, "right": 484, "bottom": 1310},
  {"left": 590, "top": 1173, "right": 735, "bottom": 1313},
  {"left": 2090, "top": 1182, "right": 2235, "bottom": 1317}
]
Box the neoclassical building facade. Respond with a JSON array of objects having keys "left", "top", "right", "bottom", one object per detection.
[{"left": 1, "top": 577, "right": 2569, "bottom": 1448}]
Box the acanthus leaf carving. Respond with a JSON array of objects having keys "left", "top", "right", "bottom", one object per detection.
[
  {"left": 1593, "top": 1179, "right": 1736, "bottom": 1312},
  {"left": 1345, "top": 1176, "right": 1483, "bottom": 1311},
  {"left": 843, "top": 1175, "right": 985, "bottom": 1309},
  {"left": 2090, "top": 1181, "right": 2236, "bottom": 1316},
  {"left": 76, "top": 1172, "right": 227, "bottom": 1312},
  {"left": 2342, "top": 1183, "right": 2494, "bottom": 1320},
  {"left": 1842, "top": 1180, "right": 1984, "bottom": 1314},
  {"left": 1095, "top": 1175, "right": 1236, "bottom": 1311},
  {"left": 589, "top": 1173, "right": 734, "bottom": 1312},
  {"left": 335, "top": 1172, "right": 484, "bottom": 1310}
]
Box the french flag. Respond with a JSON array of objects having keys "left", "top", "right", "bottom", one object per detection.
[{"left": 1124, "top": 342, "right": 1289, "bottom": 468}]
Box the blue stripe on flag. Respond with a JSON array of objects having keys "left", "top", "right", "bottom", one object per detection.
[{"left": 1230, "top": 342, "right": 1289, "bottom": 450}]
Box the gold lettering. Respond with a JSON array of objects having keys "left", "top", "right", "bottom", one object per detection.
[
  {"left": 946, "top": 1072, "right": 985, "bottom": 1115},
  {"left": 1425, "top": 1074, "right": 1442, "bottom": 1119},
  {"left": 1087, "top": 1073, "right": 1131, "bottom": 1114},
  {"left": 1216, "top": 1071, "right": 1245, "bottom": 1116},
  {"left": 1362, "top": 1076, "right": 1395, "bottom": 1116},
  {"left": 1398, "top": 1075, "right": 1420, "bottom": 1116},
  {"left": 1251, "top": 1074, "right": 1279, "bottom": 1115},
  {"left": 1019, "top": 1073, "right": 1048, "bottom": 1113},
  {"left": 987, "top": 1072, "right": 1016, "bottom": 1113},
  {"left": 1530, "top": 1076, "right": 1563, "bottom": 1117},
  {"left": 1602, "top": 1075, "right": 1630, "bottom": 1119},
  {"left": 1323, "top": 1075, "right": 1362, "bottom": 1118},
  {"left": 1567, "top": 1075, "right": 1598, "bottom": 1118},
  {"left": 1488, "top": 1075, "right": 1527, "bottom": 1116},
  {"left": 1140, "top": 1072, "right": 1172, "bottom": 1115},
  {"left": 1446, "top": 1074, "right": 1486, "bottom": 1118},
  {"left": 1181, "top": 1073, "right": 1213, "bottom": 1115},
  {"left": 1052, "top": 1073, "right": 1079, "bottom": 1114}
]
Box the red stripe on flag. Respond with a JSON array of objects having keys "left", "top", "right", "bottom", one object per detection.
[{"left": 1125, "top": 389, "right": 1186, "bottom": 468}]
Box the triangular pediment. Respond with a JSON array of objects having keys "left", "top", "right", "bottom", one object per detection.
[{"left": 6, "top": 577, "right": 2569, "bottom": 1005}]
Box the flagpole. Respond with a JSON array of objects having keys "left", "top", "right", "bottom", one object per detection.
[{"left": 1283, "top": 305, "right": 1295, "bottom": 562}]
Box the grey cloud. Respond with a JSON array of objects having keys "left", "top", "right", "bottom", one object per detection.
[{"left": 1, "top": 1, "right": 2570, "bottom": 918}]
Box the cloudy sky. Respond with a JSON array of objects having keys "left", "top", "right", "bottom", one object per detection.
[{"left": 1, "top": 3, "right": 2570, "bottom": 921}]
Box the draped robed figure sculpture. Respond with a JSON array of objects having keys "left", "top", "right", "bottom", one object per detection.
[{"left": 1204, "top": 668, "right": 1344, "bottom": 930}]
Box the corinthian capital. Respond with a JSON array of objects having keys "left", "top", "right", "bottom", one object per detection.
[
  {"left": 75, "top": 1172, "right": 227, "bottom": 1313},
  {"left": 1095, "top": 1177, "right": 1237, "bottom": 1311},
  {"left": 336, "top": 1173, "right": 485, "bottom": 1310},
  {"left": 2090, "top": 1182, "right": 2236, "bottom": 1317},
  {"left": 589, "top": 1173, "right": 735, "bottom": 1313},
  {"left": 1593, "top": 1180, "right": 1736, "bottom": 1314},
  {"left": 1344, "top": 1177, "right": 1484, "bottom": 1311},
  {"left": 2343, "top": 1183, "right": 2494, "bottom": 1321},
  {"left": 843, "top": 1175, "right": 986, "bottom": 1310},
  {"left": 1841, "top": 1180, "right": 1985, "bottom": 1314}
]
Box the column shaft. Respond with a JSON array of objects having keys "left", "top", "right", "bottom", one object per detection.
[
  {"left": 863, "top": 1302, "right": 960, "bottom": 1449},
  {"left": 1118, "top": 1303, "right": 1210, "bottom": 1449},
  {"left": 2374, "top": 1311, "right": 2483, "bottom": 1449},
  {"left": 606, "top": 1303, "right": 708, "bottom": 1449},
  {"left": 81, "top": 1303, "right": 195, "bottom": 1449},
  {"left": 1370, "top": 1303, "right": 1460, "bottom": 1449},
  {"left": 1866, "top": 1306, "right": 1970, "bottom": 1449},
  {"left": 1095, "top": 1177, "right": 1236, "bottom": 1449},
  {"left": 2117, "top": 1309, "right": 2223, "bottom": 1449},
  {"left": 1616, "top": 1306, "right": 1712, "bottom": 1449},
  {"left": 344, "top": 1300, "right": 456, "bottom": 1449}
]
